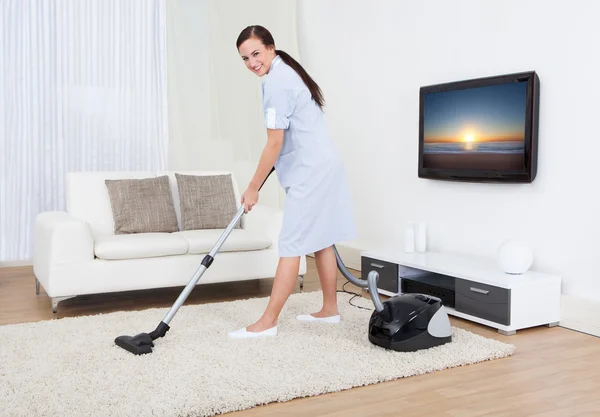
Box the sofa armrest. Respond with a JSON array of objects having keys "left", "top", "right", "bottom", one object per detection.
[
  {"left": 243, "top": 203, "right": 283, "bottom": 245},
  {"left": 33, "top": 211, "right": 95, "bottom": 282}
]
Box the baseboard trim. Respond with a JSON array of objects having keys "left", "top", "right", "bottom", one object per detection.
[
  {"left": 560, "top": 294, "right": 600, "bottom": 337},
  {"left": 307, "top": 244, "right": 362, "bottom": 271},
  {"left": 0, "top": 260, "right": 33, "bottom": 268}
]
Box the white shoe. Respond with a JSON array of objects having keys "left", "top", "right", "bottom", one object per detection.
[
  {"left": 296, "top": 314, "right": 341, "bottom": 323},
  {"left": 227, "top": 325, "right": 278, "bottom": 339}
]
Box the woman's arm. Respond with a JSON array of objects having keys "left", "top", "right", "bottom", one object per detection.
[
  {"left": 249, "top": 129, "right": 284, "bottom": 191},
  {"left": 241, "top": 128, "right": 284, "bottom": 212}
]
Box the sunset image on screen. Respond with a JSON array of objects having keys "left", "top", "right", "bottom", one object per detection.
[{"left": 422, "top": 81, "right": 527, "bottom": 170}]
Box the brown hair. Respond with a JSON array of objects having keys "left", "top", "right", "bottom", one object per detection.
[{"left": 236, "top": 25, "right": 325, "bottom": 109}]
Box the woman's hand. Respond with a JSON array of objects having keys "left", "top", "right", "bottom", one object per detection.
[{"left": 241, "top": 186, "right": 259, "bottom": 213}]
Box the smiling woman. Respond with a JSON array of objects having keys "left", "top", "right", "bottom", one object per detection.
[
  {"left": 226, "top": 25, "right": 358, "bottom": 338},
  {"left": 236, "top": 25, "right": 325, "bottom": 109}
]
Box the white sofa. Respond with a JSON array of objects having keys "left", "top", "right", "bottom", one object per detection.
[{"left": 33, "top": 170, "right": 306, "bottom": 313}]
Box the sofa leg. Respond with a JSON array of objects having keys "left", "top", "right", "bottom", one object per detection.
[
  {"left": 298, "top": 275, "right": 304, "bottom": 291},
  {"left": 51, "top": 296, "right": 76, "bottom": 315},
  {"left": 35, "top": 277, "right": 40, "bottom": 295}
]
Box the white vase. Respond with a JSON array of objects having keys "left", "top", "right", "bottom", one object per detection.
[
  {"left": 405, "top": 223, "right": 415, "bottom": 253},
  {"left": 496, "top": 240, "right": 533, "bottom": 274},
  {"left": 415, "top": 222, "right": 426, "bottom": 252}
]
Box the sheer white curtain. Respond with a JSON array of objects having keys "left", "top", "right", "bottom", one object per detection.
[{"left": 0, "top": 0, "right": 169, "bottom": 262}]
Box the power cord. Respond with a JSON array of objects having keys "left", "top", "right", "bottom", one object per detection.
[{"left": 337, "top": 281, "right": 374, "bottom": 311}]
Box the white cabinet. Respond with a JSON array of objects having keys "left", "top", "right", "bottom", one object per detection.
[{"left": 360, "top": 248, "right": 562, "bottom": 335}]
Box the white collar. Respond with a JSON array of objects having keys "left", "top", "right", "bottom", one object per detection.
[{"left": 268, "top": 55, "right": 283, "bottom": 74}]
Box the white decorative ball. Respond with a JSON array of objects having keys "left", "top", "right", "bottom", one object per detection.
[{"left": 496, "top": 240, "right": 533, "bottom": 275}]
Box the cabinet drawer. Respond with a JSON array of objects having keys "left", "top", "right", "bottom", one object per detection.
[
  {"left": 361, "top": 256, "right": 399, "bottom": 294},
  {"left": 455, "top": 279, "right": 511, "bottom": 325}
]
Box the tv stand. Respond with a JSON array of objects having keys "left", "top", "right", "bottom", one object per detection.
[{"left": 360, "top": 248, "right": 562, "bottom": 335}]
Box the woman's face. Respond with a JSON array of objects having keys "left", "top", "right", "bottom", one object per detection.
[{"left": 238, "top": 37, "right": 275, "bottom": 77}]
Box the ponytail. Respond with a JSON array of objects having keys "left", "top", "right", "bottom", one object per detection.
[{"left": 276, "top": 49, "right": 325, "bottom": 110}]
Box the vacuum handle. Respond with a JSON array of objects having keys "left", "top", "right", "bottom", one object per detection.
[
  {"left": 258, "top": 167, "right": 275, "bottom": 192},
  {"left": 239, "top": 166, "right": 275, "bottom": 215},
  {"left": 211, "top": 167, "right": 275, "bottom": 255}
]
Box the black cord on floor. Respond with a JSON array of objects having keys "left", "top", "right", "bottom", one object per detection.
[{"left": 337, "top": 281, "right": 374, "bottom": 311}]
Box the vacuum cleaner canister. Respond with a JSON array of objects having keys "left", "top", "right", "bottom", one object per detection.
[{"left": 368, "top": 293, "right": 452, "bottom": 352}]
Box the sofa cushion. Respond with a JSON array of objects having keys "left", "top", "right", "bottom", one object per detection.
[
  {"left": 94, "top": 233, "right": 189, "bottom": 260},
  {"left": 105, "top": 175, "right": 179, "bottom": 234},
  {"left": 175, "top": 229, "right": 272, "bottom": 254},
  {"left": 66, "top": 171, "right": 156, "bottom": 237},
  {"left": 175, "top": 173, "right": 241, "bottom": 230}
]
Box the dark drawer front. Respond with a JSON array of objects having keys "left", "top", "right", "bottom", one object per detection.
[
  {"left": 361, "top": 256, "right": 399, "bottom": 294},
  {"left": 455, "top": 279, "right": 511, "bottom": 325}
]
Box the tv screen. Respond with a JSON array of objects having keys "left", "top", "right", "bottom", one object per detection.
[{"left": 418, "top": 71, "right": 539, "bottom": 183}]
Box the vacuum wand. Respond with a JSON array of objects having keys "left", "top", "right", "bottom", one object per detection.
[
  {"left": 160, "top": 205, "right": 245, "bottom": 326},
  {"left": 115, "top": 168, "right": 275, "bottom": 355}
]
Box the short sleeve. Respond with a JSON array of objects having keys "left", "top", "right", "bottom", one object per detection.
[{"left": 263, "top": 87, "right": 293, "bottom": 130}]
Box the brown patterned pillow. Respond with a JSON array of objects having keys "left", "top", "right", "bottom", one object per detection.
[
  {"left": 175, "top": 173, "right": 240, "bottom": 230},
  {"left": 105, "top": 175, "right": 179, "bottom": 234}
]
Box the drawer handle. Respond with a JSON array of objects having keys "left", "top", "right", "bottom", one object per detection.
[
  {"left": 370, "top": 263, "right": 385, "bottom": 269},
  {"left": 470, "top": 287, "right": 489, "bottom": 295}
]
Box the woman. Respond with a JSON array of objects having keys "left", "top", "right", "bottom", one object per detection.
[{"left": 228, "top": 25, "right": 357, "bottom": 339}]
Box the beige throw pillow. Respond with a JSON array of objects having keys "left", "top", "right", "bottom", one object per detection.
[
  {"left": 105, "top": 175, "right": 179, "bottom": 234},
  {"left": 175, "top": 173, "right": 240, "bottom": 230}
]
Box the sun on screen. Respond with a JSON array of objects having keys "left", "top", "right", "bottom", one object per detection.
[{"left": 463, "top": 132, "right": 476, "bottom": 142}]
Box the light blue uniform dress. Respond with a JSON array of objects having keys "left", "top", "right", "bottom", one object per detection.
[{"left": 262, "top": 55, "right": 357, "bottom": 257}]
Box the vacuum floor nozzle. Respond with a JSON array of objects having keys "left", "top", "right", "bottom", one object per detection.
[
  {"left": 115, "top": 321, "right": 170, "bottom": 355},
  {"left": 115, "top": 333, "right": 155, "bottom": 355}
]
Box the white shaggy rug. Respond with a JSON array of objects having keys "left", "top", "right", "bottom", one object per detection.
[{"left": 0, "top": 291, "right": 515, "bottom": 417}]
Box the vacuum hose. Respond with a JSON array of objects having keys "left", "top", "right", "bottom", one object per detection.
[{"left": 333, "top": 245, "right": 385, "bottom": 312}]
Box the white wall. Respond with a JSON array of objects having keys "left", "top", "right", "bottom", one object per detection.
[
  {"left": 166, "top": 0, "right": 299, "bottom": 208},
  {"left": 296, "top": 0, "right": 600, "bottom": 302}
]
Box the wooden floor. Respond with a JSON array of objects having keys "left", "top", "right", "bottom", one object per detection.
[{"left": 2, "top": 259, "right": 600, "bottom": 416}]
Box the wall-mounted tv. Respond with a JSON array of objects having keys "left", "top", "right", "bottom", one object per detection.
[{"left": 418, "top": 71, "right": 540, "bottom": 183}]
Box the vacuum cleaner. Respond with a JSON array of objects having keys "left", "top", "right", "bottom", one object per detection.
[
  {"left": 115, "top": 167, "right": 452, "bottom": 355},
  {"left": 333, "top": 248, "right": 452, "bottom": 352}
]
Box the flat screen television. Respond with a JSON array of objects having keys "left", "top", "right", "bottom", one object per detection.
[{"left": 418, "top": 71, "right": 540, "bottom": 183}]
